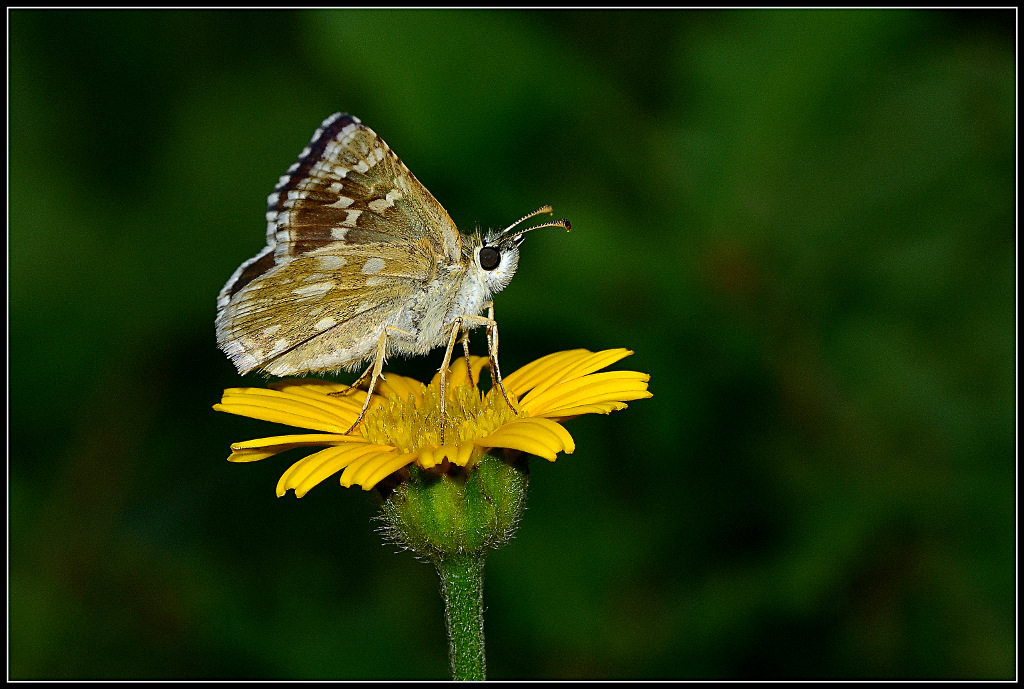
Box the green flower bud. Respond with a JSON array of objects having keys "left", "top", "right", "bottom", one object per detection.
[{"left": 378, "top": 452, "right": 528, "bottom": 560}]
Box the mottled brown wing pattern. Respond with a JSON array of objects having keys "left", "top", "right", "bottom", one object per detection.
[
  {"left": 215, "top": 113, "right": 460, "bottom": 376},
  {"left": 273, "top": 115, "right": 459, "bottom": 279},
  {"left": 219, "top": 114, "right": 460, "bottom": 306},
  {"left": 218, "top": 242, "right": 435, "bottom": 376}
]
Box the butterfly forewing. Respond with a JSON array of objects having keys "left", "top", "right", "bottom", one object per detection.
[
  {"left": 216, "top": 113, "right": 462, "bottom": 376},
  {"left": 268, "top": 114, "right": 460, "bottom": 262}
]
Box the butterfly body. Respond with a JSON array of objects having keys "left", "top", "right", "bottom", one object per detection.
[{"left": 216, "top": 113, "right": 554, "bottom": 383}]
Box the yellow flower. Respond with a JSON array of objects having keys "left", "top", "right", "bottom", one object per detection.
[{"left": 213, "top": 348, "right": 652, "bottom": 495}]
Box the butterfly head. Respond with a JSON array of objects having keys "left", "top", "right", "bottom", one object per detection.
[
  {"left": 474, "top": 205, "right": 570, "bottom": 295},
  {"left": 474, "top": 231, "right": 522, "bottom": 294}
]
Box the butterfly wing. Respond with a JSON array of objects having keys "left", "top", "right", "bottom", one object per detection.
[
  {"left": 216, "top": 113, "right": 462, "bottom": 376},
  {"left": 217, "top": 242, "right": 437, "bottom": 376}
]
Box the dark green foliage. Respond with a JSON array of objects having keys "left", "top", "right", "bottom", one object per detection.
[{"left": 9, "top": 8, "right": 1014, "bottom": 680}]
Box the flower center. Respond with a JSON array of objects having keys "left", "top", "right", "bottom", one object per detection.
[{"left": 362, "top": 379, "right": 521, "bottom": 453}]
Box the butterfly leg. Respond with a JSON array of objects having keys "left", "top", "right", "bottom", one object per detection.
[
  {"left": 445, "top": 308, "right": 514, "bottom": 411},
  {"left": 482, "top": 302, "right": 515, "bottom": 410},
  {"left": 437, "top": 317, "right": 465, "bottom": 445},
  {"left": 340, "top": 325, "right": 414, "bottom": 435},
  {"left": 329, "top": 360, "right": 375, "bottom": 398},
  {"left": 460, "top": 328, "right": 475, "bottom": 386}
]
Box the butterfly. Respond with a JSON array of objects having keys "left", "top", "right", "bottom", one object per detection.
[{"left": 215, "top": 113, "right": 569, "bottom": 437}]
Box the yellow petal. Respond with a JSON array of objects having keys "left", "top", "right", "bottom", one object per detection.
[
  {"left": 344, "top": 449, "right": 418, "bottom": 488},
  {"left": 502, "top": 349, "right": 592, "bottom": 396},
  {"left": 228, "top": 447, "right": 284, "bottom": 463},
  {"left": 270, "top": 382, "right": 370, "bottom": 417},
  {"left": 533, "top": 401, "right": 630, "bottom": 419},
  {"left": 477, "top": 418, "right": 575, "bottom": 460},
  {"left": 376, "top": 374, "right": 427, "bottom": 404},
  {"left": 227, "top": 433, "right": 368, "bottom": 462},
  {"left": 520, "top": 371, "right": 650, "bottom": 416},
  {"left": 429, "top": 443, "right": 476, "bottom": 467},
  {"left": 338, "top": 444, "right": 411, "bottom": 488},
  {"left": 432, "top": 444, "right": 453, "bottom": 465},
  {"left": 231, "top": 433, "right": 365, "bottom": 450},
  {"left": 482, "top": 417, "right": 575, "bottom": 453},
  {"left": 229, "top": 433, "right": 363, "bottom": 450},
  {"left": 276, "top": 446, "right": 349, "bottom": 496},
  {"left": 418, "top": 446, "right": 437, "bottom": 469},
  {"left": 505, "top": 349, "right": 636, "bottom": 400},
  {"left": 216, "top": 387, "right": 356, "bottom": 432},
  {"left": 278, "top": 444, "right": 393, "bottom": 497},
  {"left": 269, "top": 379, "right": 351, "bottom": 395},
  {"left": 213, "top": 402, "right": 347, "bottom": 434},
  {"left": 428, "top": 356, "right": 490, "bottom": 392},
  {"left": 454, "top": 441, "right": 476, "bottom": 467},
  {"left": 533, "top": 349, "right": 636, "bottom": 398},
  {"left": 533, "top": 387, "right": 652, "bottom": 417},
  {"left": 297, "top": 447, "right": 392, "bottom": 496},
  {"left": 359, "top": 451, "right": 421, "bottom": 490},
  {"left": 243, "top": 385, "right": 359, "bottom": 416},
  {"left": 477, "top": 430, "right": 558, "bottom": 461},
  {"left": 456, "top": 356, "right": 491, "bottom": 387}
]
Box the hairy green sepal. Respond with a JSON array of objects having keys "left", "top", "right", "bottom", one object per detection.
[{"left": 380, "top": 452, "right": 528, "bottom": 559}]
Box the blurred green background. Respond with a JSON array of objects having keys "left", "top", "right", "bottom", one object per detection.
[{"left": 9, "top": 8, "right": 1015, "bottom": 680}]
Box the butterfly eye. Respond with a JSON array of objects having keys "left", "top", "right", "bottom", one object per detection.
[{"left": 479, "top": 246, "right": 501, "bottom": 271}]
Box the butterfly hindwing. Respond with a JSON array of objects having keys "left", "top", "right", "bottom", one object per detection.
[{"left": 216, "top": 241, "right": 437, "bottom": 376}]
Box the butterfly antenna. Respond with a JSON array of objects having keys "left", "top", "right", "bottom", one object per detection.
[
  {"left": 509, "top": 219, "right": 571, "bottom": 241},
  {"left": 499, "top": 205, "right": 554, "bottom": 235},
  {"left": 497, "top": 205, "right": 571, "bottom": 242}
]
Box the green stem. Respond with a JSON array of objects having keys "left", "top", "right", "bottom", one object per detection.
[{"left": 434, "top": 552, "right": 486, "bottom": 681}]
